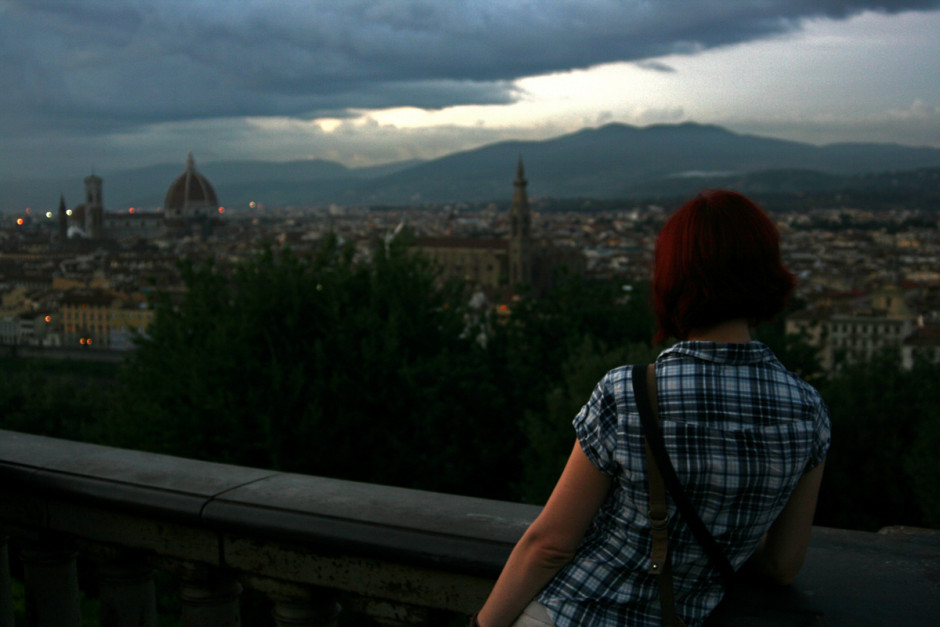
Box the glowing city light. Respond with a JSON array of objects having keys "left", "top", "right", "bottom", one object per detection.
[
  {"left": 66, "top": 209, "right": 73, "bottom": 216},
  {"left": 218, "top": 206, "right": 225, "bottom": 214},
  {"left": 249, "top": 201, "right": 257, "bottom": 209},
  {"left": 129, "top": 207, "right": 135, "bottom": 214},
  {"left": 46, "top": 211, "right": 53, "bottom": 219},
  {"left": 16, "top": 218, "right": 24, "bottom": 225}
]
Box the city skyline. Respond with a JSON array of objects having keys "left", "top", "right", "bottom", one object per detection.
[{"left": 1, "top": 1, "right": 939, "bottom": 180}]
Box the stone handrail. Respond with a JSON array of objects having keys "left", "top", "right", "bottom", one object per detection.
[{"left": 0, "top": 429, "right": 937, "bottom": 626}]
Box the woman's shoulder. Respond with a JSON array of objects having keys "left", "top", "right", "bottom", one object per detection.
[
  {"left": 604, "top": 363, "right": 636, "bottom": 381},
  {"left": 587, "top": 365, "right": 636, "bottom": 403},
  {"left": 759, "top": 348, "right": 828, "bottom": 408}
]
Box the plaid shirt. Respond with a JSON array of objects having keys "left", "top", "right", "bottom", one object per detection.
[{"left": 537, "top": 341, "right": 830, "bottom": 626}]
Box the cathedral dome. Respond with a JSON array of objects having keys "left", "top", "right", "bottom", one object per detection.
[{"left": 164, "top": 151, "right": 218, "bottom": 218}]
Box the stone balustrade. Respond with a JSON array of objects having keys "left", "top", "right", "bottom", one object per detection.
[{"left": 1, "top": 429, "right": 938, "bottom": 626}]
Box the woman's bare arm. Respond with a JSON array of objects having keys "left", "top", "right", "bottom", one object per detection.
[
  {"left": 747, "top": 461, "right": 825, "bottom": 585},
  {"left": 475, "top": 440, "right": 612, "bottom": 627}
]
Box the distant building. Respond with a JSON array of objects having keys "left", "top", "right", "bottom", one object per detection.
[
  {"left": 102, "top": 211, "right": 165, "bottom": 240},
  {"left": 163, "top": 151, "right": 221, "bottom": 238},
  {"left": 57, "top": 151, "right": 221, "bottom": 244},
  {"left": 901, "top": 321, "right": 940, "bottom": 369},
  {"left": 60, "top": 289, "right": 114, "bottom": 347},
  {"left": 786, "top": 285, "right": 920, "bottom": 370},
  {"left": 0, "top": 315, "right": 18, "bottom": 345},
  {"left": 61, "top": 173, "right": 105, "bottom": 240},
  {"left": 0, "top": 311, "right": 60, "bottom": 347},
  {"left": 60, "top": 288, "right": 154, "bottom": 349},
  {"left": 0, "top": 286, "right": 60, "bottom": 346},
  {"left": 411, "top": 236, "right": 507, "bottom": 289},
  {"left": 410, "top": 158, "right": 584, "bottom": 301}
]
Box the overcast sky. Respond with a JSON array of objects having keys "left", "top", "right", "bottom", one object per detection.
[{"left": 1, "top": 0, "right": 939, "bottom": 180}]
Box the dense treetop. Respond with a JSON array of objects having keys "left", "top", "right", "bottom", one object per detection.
[{"left": 1, "top": 238, "right": 937, "bottom": 529}]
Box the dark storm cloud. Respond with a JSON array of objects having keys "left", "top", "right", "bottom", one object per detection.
[{"left": 0, "top": 0, "right": 937, "bottom": 134}]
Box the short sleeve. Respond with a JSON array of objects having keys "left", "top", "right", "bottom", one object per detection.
[
  {"left": 807, "top": 396, "right": 831, "bottom": 471},
  {"left": 572, "top": 369, "right": 622, "bottom": 476}
]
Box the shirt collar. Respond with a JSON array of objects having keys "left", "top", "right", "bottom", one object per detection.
[{"left": 659, "top": 340, "right": 776, "bottom": 365}]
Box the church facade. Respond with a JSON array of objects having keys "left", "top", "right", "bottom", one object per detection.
[{"left": 411, "top": 159, "right": 584, "bottom": 299}]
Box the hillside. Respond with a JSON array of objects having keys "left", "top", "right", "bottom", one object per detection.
[{"left": 3, "top": 123, "right": 940, "bottom": 211}]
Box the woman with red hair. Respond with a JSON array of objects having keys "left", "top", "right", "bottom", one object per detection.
[{"left": 473, "top": 190, "right": 830, "bottom": 626}]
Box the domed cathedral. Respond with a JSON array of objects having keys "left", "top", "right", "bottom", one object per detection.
[
  {"left": 53, "top": 153, "right": 222, "bottom": 245},
  {"left": 164, "top": 151, "right": 220, "bottom": 238}
]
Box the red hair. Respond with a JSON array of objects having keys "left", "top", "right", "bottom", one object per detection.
[{"left": 653, "top": 190, "right": 795, "bottom": 343}]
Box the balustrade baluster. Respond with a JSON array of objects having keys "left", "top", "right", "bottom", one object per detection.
[
  {"left": 349, "top": 598, "right": 432, "bottom": 626},
  {"left": 179, "top": 568, "right": 242, "bottom": 627},
  {"left": 271, "top": 597, "right": 340, "bottom": 627},
  {"left": 97, "top": 558, "right": 156, "bottom": 627},
  {"left": 20, "top": 544, "right": 82, "bottom": 627},
  {"left": 1, "top": 537, "right": 14, "bottom": 627}
]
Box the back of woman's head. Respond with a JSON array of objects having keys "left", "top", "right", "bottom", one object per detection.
[{"left": 653, "top": 190, "right": 795, "bottom": 343}]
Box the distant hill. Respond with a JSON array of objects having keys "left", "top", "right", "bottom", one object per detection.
[{"left": 3, "top": 123, "right": 940, "bottom": 211}]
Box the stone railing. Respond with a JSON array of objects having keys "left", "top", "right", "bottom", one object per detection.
[{"left": 1, "top": 429, "right": 937, "bottom": 626}]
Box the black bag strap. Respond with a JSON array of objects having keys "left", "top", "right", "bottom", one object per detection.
[
  {"left": 632, "top": 364, "right": 735, "bottom": 588},
  {"left": 641, "top": 364, "right": 681, "bottom": 627}
]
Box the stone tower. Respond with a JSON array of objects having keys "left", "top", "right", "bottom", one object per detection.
[
  {"left": 57, "top": 195, "right": 67, "bottom": 241},
  {"left": 83, "top": 173, "right": 104, "bottom": 239},
  {"left": 509, "top": 157, "right": 532, "bottom": 288}
]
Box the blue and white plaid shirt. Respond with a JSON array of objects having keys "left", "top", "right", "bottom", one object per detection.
[{"left": 537, "top": 341, "right": 830, "bottom": 626}]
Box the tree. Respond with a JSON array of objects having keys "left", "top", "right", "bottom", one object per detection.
[
  {"left": 0, "top": 358, "right": 115, "bottom": 441},
  {"left": 489, "top": 275, "right": 658, "bottom": 502},
  {"left": 815, "top": 350, "right": 936, "bottom": 530},
  {"left": 518, "top": 337, "right": 659, "bottom": 503},
  {"left": 103, "top": 236, "right": 521, "bottom": 498},
  {"left": 753, "top": 321, "right": 824, "bottom": 382},
  {"left": 492, "top": 275, "right": 656, "bottom": 417},
  {"left": 901, "top": 356, "right": 940, "bottom": 528}
]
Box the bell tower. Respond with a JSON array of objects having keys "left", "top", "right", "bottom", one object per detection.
[
  {"left": 57, "top": 195, "right": 68, "bottom": 241},
  {"left": 84, "top": 172, "right": 104, "bottom": 239},
  {"left": 509, "top": 157, "right": 532, "bottom": 288}
]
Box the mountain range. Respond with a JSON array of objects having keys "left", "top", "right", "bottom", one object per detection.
[{"left": 4, "top": 123, "right": 940, "bottom": 212}]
